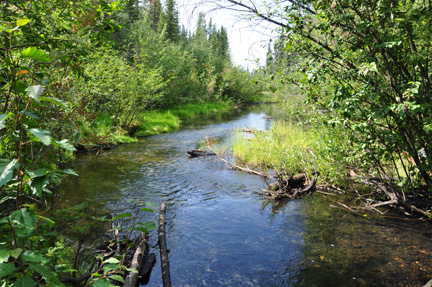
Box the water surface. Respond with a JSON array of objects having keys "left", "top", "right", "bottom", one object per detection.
[{"left": 57, "top": 105, "right": 432, "bottom": 286}]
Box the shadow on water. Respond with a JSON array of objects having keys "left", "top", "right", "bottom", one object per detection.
[{"left": 56, "top": 104, "right": 432, "bottom": 286}]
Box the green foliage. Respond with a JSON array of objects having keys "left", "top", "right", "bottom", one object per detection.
[
  {"left": 250, "top": 0, "right": 432, "bottom": 195},
  {"left": 73, "top": 49, "right": 167, "bottom": 128},
  {"left": 0, "top": 207, "right": 65, "bottom": 286}
]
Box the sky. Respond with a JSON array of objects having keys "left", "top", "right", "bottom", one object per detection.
[{"left": 177, "top": 0, "right": 279, "bottom": 70}]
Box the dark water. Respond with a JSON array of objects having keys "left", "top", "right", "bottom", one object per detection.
[{"left": 57, "top": 105, "right": 432, "bottom": 286}]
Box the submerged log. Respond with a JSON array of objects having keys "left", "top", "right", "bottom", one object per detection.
[
  {"left": 159, "top": 203, "right": 172, "bottom": 287},
  {"left": 125, "top": 233, "right": 149, "bottom": 287},
  {"left": 187, "top": 149, "right": 216, "bottom": 157}
]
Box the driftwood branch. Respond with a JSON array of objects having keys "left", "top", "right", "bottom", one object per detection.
[
  {"left": 158, "top": 203, "right": 172, "bottom": 287},
  {"left": 125, "top": 233, "right": 149, "bottom": 287}
]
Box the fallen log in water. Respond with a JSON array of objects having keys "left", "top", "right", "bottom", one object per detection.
[
  {"left": 125, "top": 233, "right": 149, "bottom": 287},
  {"left": 187, "top": 149, "right": 216, "bottom": 157},
  {"left": 159, "top": 203, "right": 172, "bottom": 287}
]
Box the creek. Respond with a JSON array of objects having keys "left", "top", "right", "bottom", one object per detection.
[{"left": 56, "top": 105, "right": 432, "bottom": 286}]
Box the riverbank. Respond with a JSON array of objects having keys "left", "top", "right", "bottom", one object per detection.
[
  {"left": 230, "top": 120, "right": 432, "bottom": 218},
  {"left": 76, "top": 102, "right": 235, "bottom": 152}
]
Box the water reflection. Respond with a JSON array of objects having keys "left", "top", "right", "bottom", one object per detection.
[{"left": 56, "top": 105, "right": 432, "bottom": 286}]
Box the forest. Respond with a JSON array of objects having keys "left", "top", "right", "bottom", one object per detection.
[{"left": 1, "top": 0, "right": 432, "bottom": 286}]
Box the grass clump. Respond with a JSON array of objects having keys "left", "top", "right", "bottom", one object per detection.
[
  {"left": 135, "top": 102, "right": 232, "bottom": 137},
  {"left": 232, "top": 121, "right": 353, "bottom": 184},
  {"left": 168, "top": 102, "right": 233, "bottom": 119},
  {"left": 135, "top": 111, "right": 180, "bottom": 137}
]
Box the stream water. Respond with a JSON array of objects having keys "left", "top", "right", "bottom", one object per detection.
[{"left": 57, "top": 105, "right": 432, "bottom": 286}]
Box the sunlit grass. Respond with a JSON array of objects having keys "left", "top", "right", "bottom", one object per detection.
[
  {"left": 232, "top": 121, "right": 354, "bottom": 184},
  {"left": 232, "top": 121, "right": 313, "bottom": 174},
  {"left": 168, "top": 102, "right": 233, "bottom": 119},
  {"left": 135, "top": 111, "right": 180, "bottom": 137}
]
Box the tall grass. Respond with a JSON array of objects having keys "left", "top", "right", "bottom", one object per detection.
[
  {"left": 78, "top": 102, "right": 234, "bottom": 145},
  {"left": 232, "top": 121, "right": 353, "bottom": 184},
  {"left": 78, "top": 113, "right": 138, "bottom": 147},
  {"left": 168, "top": 102, "right": 233, "bottom": 119},
  {"left": 135, "top": 102, "right": 233, "bottom": 136},
  {"left": 233, "top": 121, "right": 313, "bottom": 173},
  {"left": 135, "top": 111, "right": 180, "bottom": 137}
]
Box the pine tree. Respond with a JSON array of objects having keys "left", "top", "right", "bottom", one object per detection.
[
  {"left": 265, "top": 43, "right": 274, "bottom": 70},
  {"left": 164, "top": 0, "right": 180, "bottom": 42},
  {"left": 194, "top": 12, "right": 207, "bottom": 47}
]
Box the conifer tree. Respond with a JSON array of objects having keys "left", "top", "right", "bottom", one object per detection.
[{"left": 164, "top": 0, "right": 180, "bottom": 42}]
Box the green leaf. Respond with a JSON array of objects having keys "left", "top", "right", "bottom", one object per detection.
[
  {"left": 10, "top": 248, "right": 23, "bottom": 259},
  {"left": 56, "top": 139, "right": 76, "bottom": 151},
  {"left": 135, "top": 227, "right": 149, "bottom": 234},
  {"left": 63, "top": 169, "right": 78, "bottom": 176},
  {"left": 0, "top": 250, "right": 10, "bottom": 263},
  {"left": 0, "top": 159, "right": 19, "bottom": 188},
  {"left": 11, "top": 208, "right": 37, "bottom": 236},
  {"left": 36, "top": 214, "right": 55, "bottom": 225},
  {"left": 27, "top": 168, "right": 48, "bottom": 178},
  {"left": 12, "top": 275, "right": 37, "bottom": 287},
  {"left": 25, "top": 85, "right": 44, "bottom": 101},
  {"left": 137, "top": 221, "right": 157, "bottom": 231},
  {"left": 104, "top": 257, "right": 119, "bottom": 264},
  {"left": 112, "top": 213, "right": 132, "bottom": 220},
  {"left": 21, "top": 251, "right": 48, "bottom": 263},
  {"left": 0, "top": 114, "right": 11, "bottom": 129},
  {"left": 91, "top": 278, "right": 113, "bottom": 287},
  {"left": 16, "top": 19, "right": 31, "bottom": 26},
  {"left": 140, "top": 208, "right": 154, "bottom": 213},
  {"left": 21, "top": 47, "right": 50, "bottom": 63},
  {"left": 0, "top": 262, "right": 18, "bottom": 278},
  {"left": 110, "top": 275, "right": 125, "bottom": 283},
  {"left": 40, "top": 96, "right": 69, "bottom": 110},
  {"left": 28, "top": 128, "right": 51, "bottom": 145},
  {"left": 29, "top": 263, "right": 63, "bottom": 286},
  {"left": 125, "top": 267, "right": 138, "bottom": 274},
  {"left": 24, "top": 111, "right": 40, "bottom": 120},
  {"left": 28, "top": 175, "right": 49, "bottom": 197}
]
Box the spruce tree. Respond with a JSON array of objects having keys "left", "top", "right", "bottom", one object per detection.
[{"left": 164, "top": 0, "right": 180, "bottom": 42}]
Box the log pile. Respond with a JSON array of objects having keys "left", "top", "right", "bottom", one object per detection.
[{"left": 266, "top": 172, "right": 317, "bottom": 199}]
